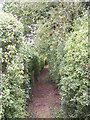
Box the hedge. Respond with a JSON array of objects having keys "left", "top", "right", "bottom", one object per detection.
[
  {"left": 0, "top": 10, "right": 43, "bottom": 118},
  {"left": 0, "top": 11, "right": 26, "bottom": 118},
  {"left": 58, "top": 10, "right": 89, "bottom": 118}
]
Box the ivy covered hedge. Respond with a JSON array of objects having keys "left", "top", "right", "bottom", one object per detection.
[
  {"left": 0, "top": 10, "right": 43, "bottom": 118},
  {"left": 0, "top": 11, "right": 26, "bottom": 118}
]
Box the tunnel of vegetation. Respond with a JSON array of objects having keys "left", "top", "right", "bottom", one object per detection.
[{"left": 0, "top": 1, "right": 89, "bottom": 119}]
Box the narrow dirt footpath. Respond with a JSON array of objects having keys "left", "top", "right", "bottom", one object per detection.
[{"left": 28, "top": 65, "right": 61, "bottom": 118}]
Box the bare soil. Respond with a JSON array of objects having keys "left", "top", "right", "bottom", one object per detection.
[{"left": 28, "top": 65, "right": 61, "bottom": 118}]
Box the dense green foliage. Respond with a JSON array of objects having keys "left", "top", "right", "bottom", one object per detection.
[
  {"left": 0, "top": 9, "right": 44, "bottom": 118},
  {"left": 0, "top": 11, "right": 26, "bottom": 118},
  {"left": 1, "top": 1, "right": 89, "bottom": 119},
  {"left": 58, "top": 11, "right": 89, "bottom": 118},
  {"left": 33, "top": 2, "right": 89, "bottom": 118}
]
